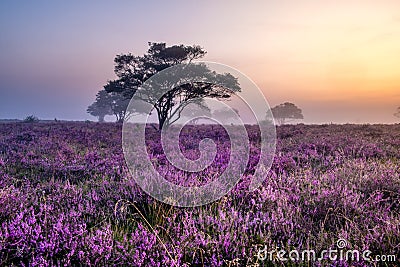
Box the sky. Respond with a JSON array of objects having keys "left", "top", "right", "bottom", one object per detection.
[{"left": 0, "top": 0, "right": 399, "bottom": 124}]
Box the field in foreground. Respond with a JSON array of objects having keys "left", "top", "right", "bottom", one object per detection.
[{"left": 0, "top": 122, "right": 399, "bottom": 266}]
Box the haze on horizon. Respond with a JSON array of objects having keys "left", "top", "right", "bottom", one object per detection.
[{"left": 0, "top": 0, "right": 399, "bottom": 124}]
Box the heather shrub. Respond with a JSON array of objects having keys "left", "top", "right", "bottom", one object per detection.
[{"left": 0, "top": 123, "right": 398, "bottom": 266}]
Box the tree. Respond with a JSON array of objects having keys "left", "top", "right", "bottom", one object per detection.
[
  {"left": 271, "top": 102, "right": 304, "bottom": 125},
  {"left": 395, "top": 106, "right": 400, "bottom": 119},
  {"left": 87, "top": 90, "right": 112, "bottom": 122},
  {"left": 105, "top": 42, "right": 240, "bottom": 130},
  {"left": 87, "top": 89, "right": 141, "bottom": 123},
  {"left": 23, "top": 115, "right": 39, "bottom": 123},
  {"left": 108, "top": 92, "right": 131, "bottom": 123}
]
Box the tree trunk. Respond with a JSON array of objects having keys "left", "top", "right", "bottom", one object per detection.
[{"left": 158, "top": 115, "right": 166, "bottom": 130}]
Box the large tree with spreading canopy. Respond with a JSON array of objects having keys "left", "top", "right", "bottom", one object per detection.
[{"left": 102, "top": 42, "right": 240, "bottom": 129}]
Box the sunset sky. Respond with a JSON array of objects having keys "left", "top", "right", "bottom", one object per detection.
[{"left": 1, "top": 0, "right": 399, "bottom": 123}]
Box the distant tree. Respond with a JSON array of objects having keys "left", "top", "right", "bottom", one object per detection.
[
  {"left": 87, "top": 90, "right": 112, "bottom": 122},
  {"left": 104, "top": 42, "right": 240, "bottom": 130},
  {"left": 88, "top": 89, "right": 149, "bottom": 123},
  {"left": 395, "top": 106, "right": 400, "bottom": 119},
  {"left": 103, "top": 84, "right": 150, "bottom": 123},
  {"left": 108, "top": 92, "right": 131, "bottom": 123},
  {"left": 23, "top": 115, "right": 39, "bottom": 123},
  {"left": 271, "top": 102, "right": 304, "bottom": 125}
]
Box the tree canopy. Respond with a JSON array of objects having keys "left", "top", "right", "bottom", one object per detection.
[
  {"left": 99, "top": 42, "right": 240, "bottom": 129},
  {"left": 87, "top": 90, "right": 111, "bottom": 122},
  {"left": 87, "top": 90, "right": 135, "bottom": 122},
  {"left": 271, "top": 102, "right": 304, "bottom": 125}
]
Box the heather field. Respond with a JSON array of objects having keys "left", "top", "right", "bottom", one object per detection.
[{"left": 0, "top": 122, "right": 399, "bottom": 266}]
